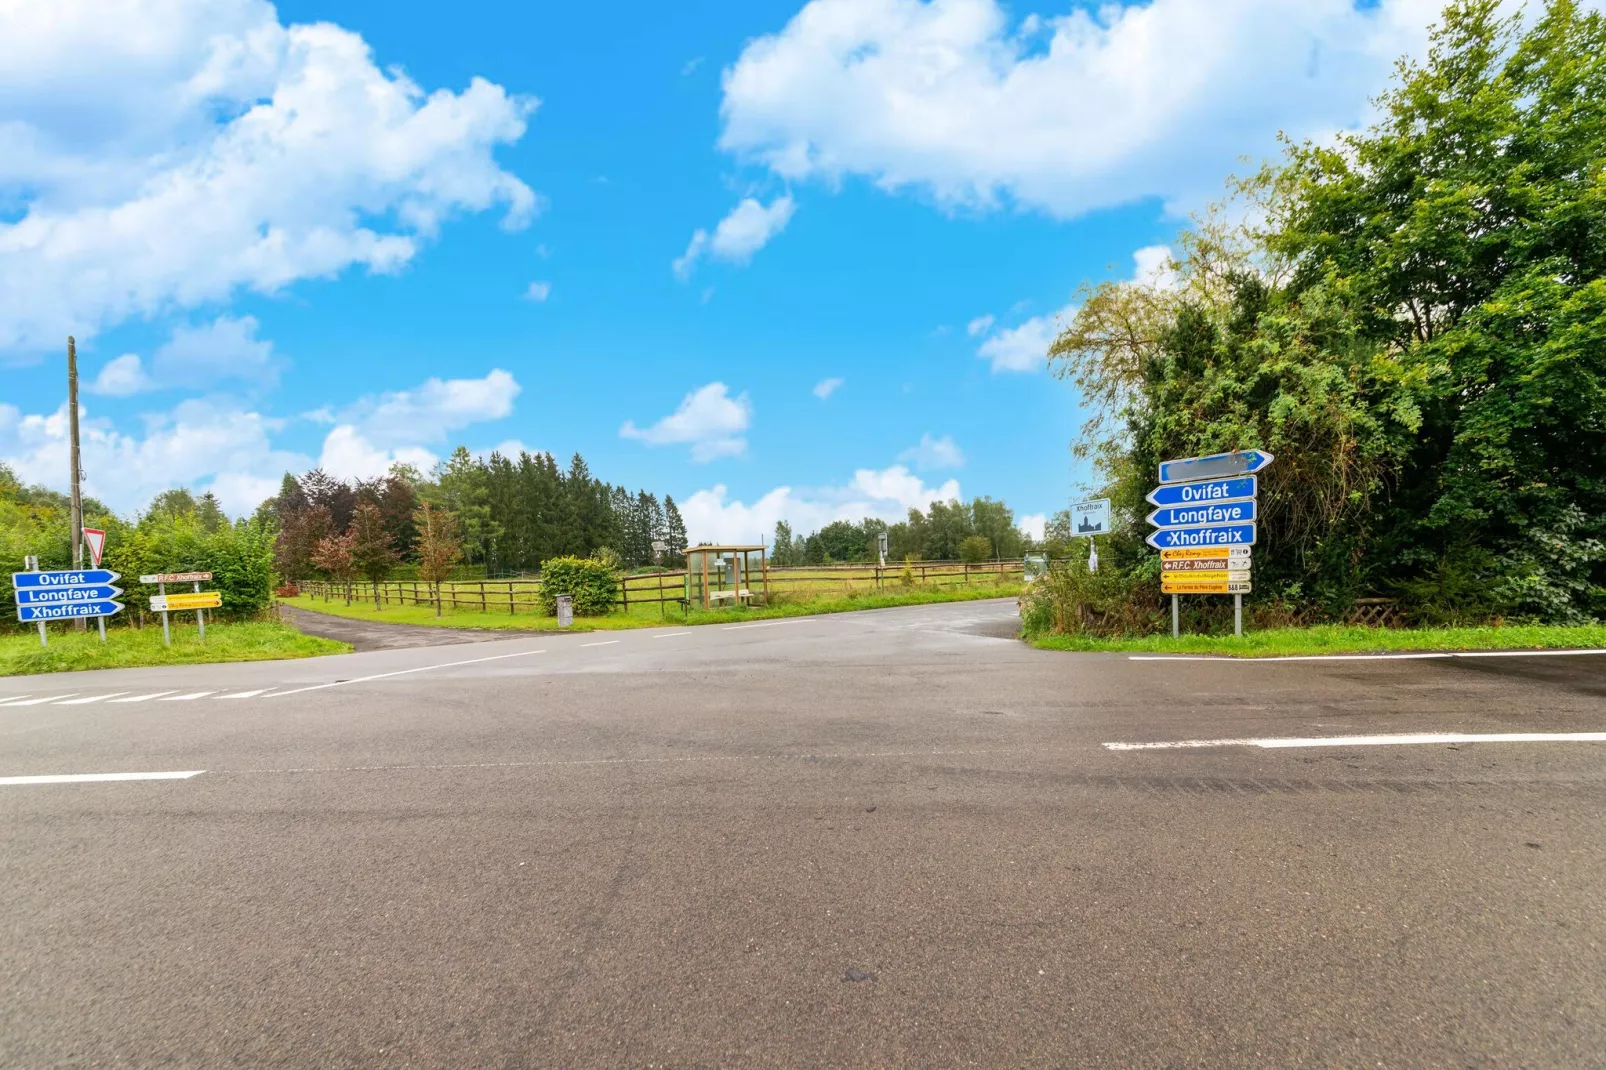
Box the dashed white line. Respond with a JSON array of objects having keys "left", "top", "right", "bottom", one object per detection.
[
  {"left": 0, "top": 770, "right": 206, "bottom": 786},
  {"left": 0, "top": 694, "right": 76, "bottom": 706},
  {"left": 1130, "top": 648, "right": 1606, "bottom": 663},
  {"left": 216, "top": 689, "right": 271, "bottom": 699},
  {"left": 0, "top": 695, "right": 35, "bottom": 706},
  {"left": 581, "top": 640, "right": 620, "bottom": 648},
  {"left": 652, "top": 632, "right": 692, "bottom": 639},
  {"left": 160, "top": 691, "right": 217, "bottom": 701},
  {"left": 56, "top": 693, "right": 130, "bottom": 705},
  {"left": 108, "top": 691, "right": 180, "bottom": 703},
  {"left": 265, "top": 648, "right": 547, "bottom": 698},
  {"left": 1104, "top": 731, "right": 1606, "bottom": 751},
  {"left": 722, "top": 619, "right": 815, "bottom": 631}
]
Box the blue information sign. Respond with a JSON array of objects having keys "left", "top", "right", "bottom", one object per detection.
[
  {"left": 1145, "top": 477, "right": 1256, "bottom": 508},
  {"left": 1158, "top": 450, "right": 1274, "bottom": 485},
  {"left": 18, "top": 601, "right": 124, "bottom": 622},
  {"left": 15, "top": 584, "right": 123, "bottom": 605},
  {"left": 1147, "top": 500, "right": 1256, "bottom": 529},
  {"left": 1146, "top": 523, "right": 1256, "bottom": 550},
  {"left": 11, "top": 569, "right": 120, "bottom": 589}
]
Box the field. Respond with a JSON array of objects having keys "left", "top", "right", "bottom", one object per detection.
[
  {"left": 284, "top": 572, "right": 1024, "bottom": 633},
  {"left": 1, "top": 620, "right": 350, "bottom": 676}
]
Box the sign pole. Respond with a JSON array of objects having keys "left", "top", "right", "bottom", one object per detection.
[
  {"left": 67, "top": 336, "right": 86, "bottom": 632},
  {"left": 194, "top": 580, "right": 205, "bottom": 640},
  {"left": 159, "top": 581, "right": 170, "bottom": 646},
  {"left": 1171, "top": 594, "right": 1179, "bottom": 639},
  {"left": 98, "top": 616, "right": 106, "bottom": 642},
  {"left": 1234, "top": 593, "right": 1242, "bottom": 637},
  {"left": 38, "top": 621, "right": 47, "bottom": 647}
]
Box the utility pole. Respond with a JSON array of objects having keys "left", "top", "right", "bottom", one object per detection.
[{"left": 68, "top": 336, "right": 85, "bottom": 630}]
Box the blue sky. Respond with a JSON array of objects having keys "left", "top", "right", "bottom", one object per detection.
[{"left": 0, "top": 0, "right": 1444, "bottom": 542}]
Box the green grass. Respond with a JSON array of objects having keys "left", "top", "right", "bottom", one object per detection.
[
  {"left": 1, "top": 620, "right": 350, "bottom": 676},
  {"left": 1027, "top": 622, "right": 1606, "bottom": 657},
  {"left": 283, "top": 581, "right": 1023, "bottom": 633}
]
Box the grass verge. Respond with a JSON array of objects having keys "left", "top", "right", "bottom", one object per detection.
[
  {"left": 1, "top": 620, "right": 350, "bottom": 676},
  {"left": 1026, "top": 622, "right": 1606, "bottom": 657},
  {"left": 283, "top": 582, "right": 1022, "bottom": 633}
]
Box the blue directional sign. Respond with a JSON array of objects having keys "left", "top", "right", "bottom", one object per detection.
[
  {"left": 1147, "top": 500, "right": 1256, "bottom": 529},
  {"left": 1146, "top": 523, "right": 1256, "bottom": 550},
  {"left": 18, "top": 600, "right": 124, "bottom": 622},
  {"left": 1146, "top": 476, "right": 1256, "bottom": 508},
  {"left": 15, "top": 584, "right": 123, "bottom": 605},
  {"left": 1158, "top": 450, "right": 1274, "bottom": 485},
  {"left": 11, "top": 569, "right": 120, "bottom": 589}
]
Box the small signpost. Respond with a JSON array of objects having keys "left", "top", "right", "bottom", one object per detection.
[
  {"left": 877, "top": 530, "right": 889, "bottom": 567},
  {"left": 1147, "top": 451, "right": 1273, "bottom": 638},
  {"left": 1069, "top": 497, "right": 1111, "bottom": 572},
  {"left": 11, "top": 568, "right": 124, "bottom": 645},
  {"left": 140, "top": 571, "right": 216, "bottom": 645}
]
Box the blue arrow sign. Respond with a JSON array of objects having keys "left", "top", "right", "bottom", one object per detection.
[
  {"left": 1147, "top": 500, "right": 1257, "bottom": 529},
  {"left": 15, "top": 584, "right": 124, "bottom": 605},
  {"left": 11, "top": 569, "right": 120, "bottom": 589},
  {"left": 1146, "top": 523, "right": 1256, "bottom": 550},
  {"left": 17, "top": 600, "right": 124, "bottom": 622},
  {"left": 1158, "top": 450, "right": 1274, "bottom": 485},
  {"left": 1146, "top": 476, "right": 1256, "bottom": 508}
]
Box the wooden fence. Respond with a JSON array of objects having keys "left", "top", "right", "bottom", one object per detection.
[{"left": 296, "top": 559, "right": 1026, "bottom": 616}]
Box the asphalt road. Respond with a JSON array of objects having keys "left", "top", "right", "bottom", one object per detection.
[{"left": 3, "top": 599, "right": 1605, "bottom": 1066}]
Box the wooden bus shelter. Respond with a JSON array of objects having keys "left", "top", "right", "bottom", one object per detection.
[{"left": 684, "top": 545, "right": 768, "bottom": 610}]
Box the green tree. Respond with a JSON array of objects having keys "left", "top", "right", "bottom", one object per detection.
[
  {"left": 350, "top": 501, "right": 397, "bottom": 609},
  {"left": 413, "top": 502, "right": 463, "bottom": 616},
  {"left": 958, "top": 535, "right": 993, "bottom": 564}
]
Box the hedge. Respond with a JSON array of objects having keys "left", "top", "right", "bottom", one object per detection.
[{"left": 537, "top": 556, "right": 618, "bottom": 616}]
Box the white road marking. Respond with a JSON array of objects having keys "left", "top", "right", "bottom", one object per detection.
[
  {"left": 1, "top": 694, "right": 78, "bottom": 706},
  {"left": 56, "top": 693, "right": 130, "bottom": 705},
  {"left": 228, "top": 749, "right": 995, "bottom": 775},
  {"left": 581, "top": 640, "right": 620, "bottom": 648},
  {"left": 0, "top": 770, "right": 205, "bottom": 786},
  {"left": 216, "top": 689, "right": 271, "bottom": 699},
  {"left": 266, "top": 649, "right": 547, "bottom": 698},
  {"left": 160, "top": 691, "right": 217, "bottom": 701},
  {"left": 0, "top": 695, "right": 35, "bottom": 706},
  {"left": 1105, "top": 731, "right": 1606, "bottom": 751},
  {"left": 1130, "top": 648, "right": 1606, "bottom": 663},
  {"left": 108, "top": 691, "right": 180, "bottom": 703},
  {"left": 652, "top": 632, "right": 692, "bottom": 639},
  {"left": 722, "top": 619, "right": 815, "bottom": 631}
]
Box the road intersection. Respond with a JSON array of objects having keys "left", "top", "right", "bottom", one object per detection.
[{"left": 3, "top": 598, "right": 1605, "bottom": 1065}]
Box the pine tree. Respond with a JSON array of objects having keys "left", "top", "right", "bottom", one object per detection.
[{"left": 664, "top": 496, "right": 688, "bottom": 567}]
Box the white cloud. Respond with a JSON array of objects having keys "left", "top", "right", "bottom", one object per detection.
[
  {"left": 974, "top": 244, "right": 1175, "bottom": 372},
  {"left": 718, "top": 0, "right": 1443, "bottom": 219},
  {"left": 966, "top": 314, "right": 995, "bottom": 337},
  {"left": 898, "top": 432, "right": 965, "bottom": 470},
  {"left": 0, "top": 0, "right": 538, "bottom": 357},
  {"left": 1018, "top": 513, "right": 1047, "bottom": 542},
  {"left": 0, "top": 398, "right": 310, "bottom": 515},
  {"left": 673, "top": 194, "right": 796, "bottom": 278},
  {"left": 87, "top": 314, "right": 279, "bottom": 395},
  {"left": 681, "top": 464, "right": 962, "bottom": 544},
  {"left": 316, "top": 425, "right": 436, "bottom": 483},
  {"left": 812, "top": 376, "right": 844, "bottom": 399},
  {"left": 90, "top": 354, "right": 152, "bottom": 397},
  {"left": 314, "top": 368, "right": 521, "bottom": 480},
  {"left": 621, "top": 382, "right": 751, "bottom": 462},
  {"left": 525, "top": 281, "right": 552, "bottom": 302}
]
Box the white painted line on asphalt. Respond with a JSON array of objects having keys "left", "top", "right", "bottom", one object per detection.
[
  {"left": 581, "top": 640, "right": 620, "bottom": 648},
  {"left": 1105, "top": 732, "right": 1606, "bottom": 751},
  {"left": 652, "top": 632, "right": 692, "bottom": 639},
  {"left": 160, "top": 691, "right": 217, "bottom": 701},
  {"left": 265, "top": 648, "right": 548, "bottom": 698},
  {"left": 228, "top": 749, "right": 996, "bottom": 775},
  {"left": 0, "top": 695, "right": 35, "bottom": 706},
  {"left": 1130, "top": 648, "right": 1606, "bottom": 663},
  {"left": 108, "top": 691, "right": 180, "bottom": 703},
  {"left": 216, "top": 689, "right": 271, "bottom": 699},
  {"left": 56, "top": 693, "right": 130, "bottom": 705},
  {"left": 722, "top": 619, "right": 816, "bottom": 631},
  {"left": 0, "top": 770, "right": 205, "bottom": 786},
  {"left": 1, "top": 694, "right": 78, "bottom": 706}
]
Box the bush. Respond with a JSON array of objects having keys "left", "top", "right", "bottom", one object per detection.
[
  {"left": 1019, "top": 558, "right": 1161, "bottom": 639},
  {"left": 538, "top": 556, "right": 618, "bottom": 616},
  {"left": 958, "top": 535, "right": 993, "bottom": 564},
  {"left": 104, "top": 516, "right": 275, "bottom": 620}
]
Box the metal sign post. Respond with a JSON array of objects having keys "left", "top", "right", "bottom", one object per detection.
[
  {"left": 159, "top": 581, "right": 168, "bottom": 645},
  {"left": 140, "top": 573, "right": 215, "bottom": 646},
  {"left": 12, "top": 568, "right": 125, "bottom": 644},
  {"left": 1148, "top": 451, "right": 1273, "bottom": 639}
]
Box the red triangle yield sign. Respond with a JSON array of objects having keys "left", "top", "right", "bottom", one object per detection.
[{"left": 83, "top": 528, "right": 106, "bottom": 568}]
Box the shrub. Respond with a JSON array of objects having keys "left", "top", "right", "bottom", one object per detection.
[
  {"left": 959, "top": 535, "right": 993, "bottom": 564},
  {"left": 1019, "top": 557, "right": 1160, "bottom": 639},
  {"left": 538, "top": 556, "right": 618, "bottom": 616}
]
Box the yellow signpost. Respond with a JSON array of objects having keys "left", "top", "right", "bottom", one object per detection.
[
  {"left": 1159, "top": 546, "right": 1251, "bottom": 561},
  {"left": 1161, "top": 577, "right": 1252, "bottom": 595},
  {"left": 148, "top": 592, "right": 222, "bottom": 612}
]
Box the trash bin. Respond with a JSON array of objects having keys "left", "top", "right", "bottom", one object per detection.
[{"left": 556, "top": 594, "right": 573, "bottom": 628}]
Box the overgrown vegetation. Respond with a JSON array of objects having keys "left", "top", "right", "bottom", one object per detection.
[
  {"left": 1028, "top": 622, "right": 1606, "bottom": 658},
  {"left": 1035, "top": 0, "right": 1605, "bottom": 639},
  {"left": 537, "top": 556, "right": 620, "bottom": 616}
]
